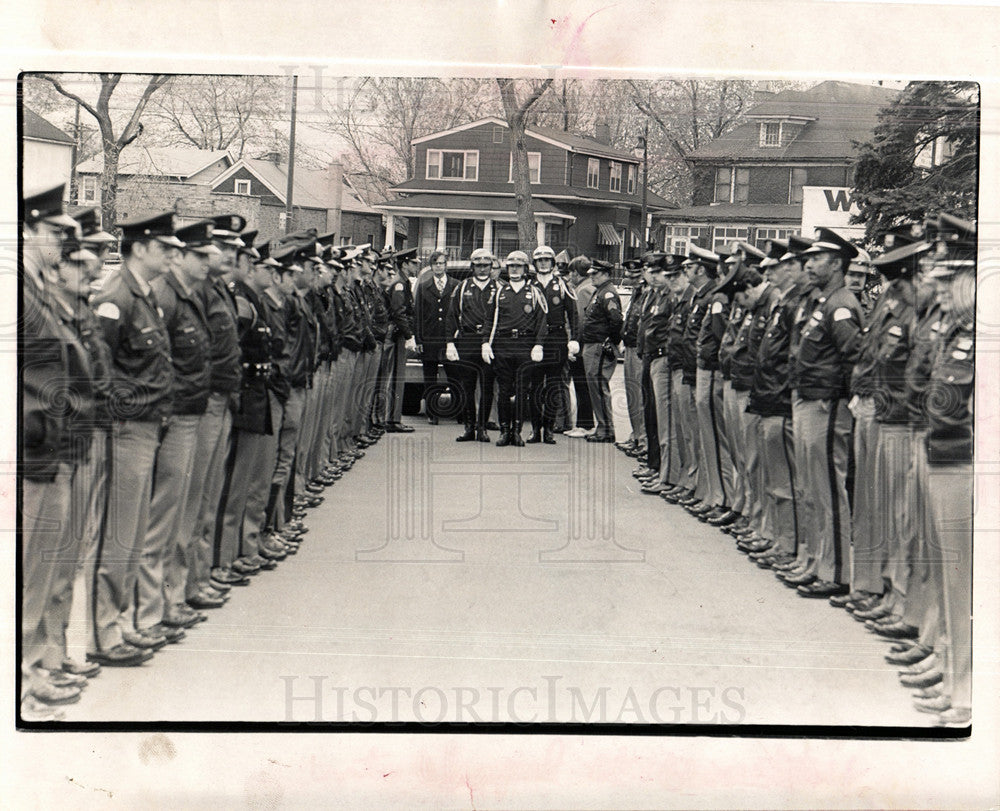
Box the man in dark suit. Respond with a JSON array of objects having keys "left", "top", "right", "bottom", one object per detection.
[{"left": 412, "top": 250, "right": 458, "bottom": 423}]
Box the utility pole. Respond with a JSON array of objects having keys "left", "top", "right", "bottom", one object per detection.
[
  {"left": 641, "top": 120, "right": 649, "bottom": 252},
  {"left": 285, "top": 74, "right": 298, "bottom": 235},
  {"left": 69, "top": 100, "right": 81, "bottom": 205}
]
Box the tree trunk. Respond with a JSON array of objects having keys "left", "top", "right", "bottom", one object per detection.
[{"left": 101, "top": 141, "right": 120, "bottom": 228}]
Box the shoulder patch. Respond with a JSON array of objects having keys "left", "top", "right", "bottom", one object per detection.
[
  {"left": 888, "top": 325, "right": 903, "bottom": 337},
  {"left": 393, "top": 282, "right": 405, "bottom": 292},
  {"left": 605, "top": 291, "right": 615, "bottom": 299},
  {"left": 711, "top": 301, "right": 724, "bottom": 314},
  {"left": 95, "top": 301, "right": 120, "bottom": 320},
  {"left": 833, "top": 307, "right": 853, "bottom": 322},
  {"left": 957, "top": 338, "right": 973, "bottom": 351}
]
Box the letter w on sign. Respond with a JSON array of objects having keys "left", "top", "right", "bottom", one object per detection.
[{"left": 824, "top": 189, "right": 854, "bottom": 212}]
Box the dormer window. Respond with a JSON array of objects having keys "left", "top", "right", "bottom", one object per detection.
[{"left": 760, "top": 122, "right": 782, "bottom": 147}]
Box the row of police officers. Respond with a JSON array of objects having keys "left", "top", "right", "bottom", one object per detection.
[
  {"left": 20, "top": 182, "right": 419, "bottom": 720},
  {"left": 616, "top": 219, "right": 974, "bottom": 726}
]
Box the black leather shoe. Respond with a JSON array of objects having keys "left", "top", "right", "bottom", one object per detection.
[
  {"left": 899, "top": 668, "right": 943, "bottom": 688},
  {"left": 871, "top": 621, "right": 919, "bottom": 640},
  {"left": 797, "top": 580, "right": 849, "bottom": 598},
  {"left": 427, "top": 415, "right": 439, "bottom": 425},
  {"left": 781, "top": 571, "right": 817, "bottom": 586},
  {"left": 707, "top": 509, "right": 738, "bottom": 527},
  {"left": 86, "top": 644, "right": 153, "bottom": 667},
  {"left": 885, "top": 645, "right": 933, "bottom": 666},
  {"left": 147, "top": 622, "right": 187, "bottom": 643},
  {"left": 510, "top": 430, "right": 526, "bottom": 447},
  {"left": 486, "top": 421, "right": 500, "bottom": 431},
  {"left": 829, "top": 589, "right": 876, "bottom": 608},
  {"left": 123, "top": 628, "right": 167, "bottom": 651},
  {"left": 851, "top": 601, "right": 894, "bottom": 621},
  {"left": 526, "top": 429, "right": 542, "bottom": 444},
  {"left": 543, "top": 429, "right": 557, "bottom": 444},
  {"left": 585, "top": 435, "right": 615, "bottom": 443},
  {"left": 455, "top": 427, "right": 476, "bottom": 442},
  {"left": 188, "top": 593, "right": 226, "bottom": 609},
  {"left": 496, "top": 430, "right": 512, "bottom": 447},
  {"left": 476, "top": 429, "right": 490, "bottom": 442}
]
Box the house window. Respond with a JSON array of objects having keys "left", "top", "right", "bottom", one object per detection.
[
  {"left": 627, "top": 165, "right": 636, "bottom": 194},
  {"left": 753, "top": 227, "right": 797, "bottom": 248},
  {"left": 426, "top": 149, "right": 478, "bottom": 181},
  {"left": 234, "top": 179, "right": 251, "bottom": 195},
  {"left": 493, "top": 126, "right": 505, "bottom": 143},
  {"left": 508, "top": 152, "right": 541, "bottom": 184},
  {"left": 81, "top": 175, "right": 97, "bottom": 204},
  {"left": 278, "top": 212, "right": 288, "bottom": 232},
  {"left": 609, "top": 162, "right": 622, "bottom": 193},
  {"left": 664, "top": 225, "right": 709, "bottom": 255},
  {"left": 734, "top": 168, "right": 750, "bottom": 204},
  {"left": 714, "top": 167, "right": 732, "bottom": 203},
  {"left": 712, "top": 226, "right": 749, "bottom": 254},
  {"left": 760, "top": 122, "right": 781, "bottom": 147},
  {"left": 587, "top": 158, "right": 600, "bottom": 189}
]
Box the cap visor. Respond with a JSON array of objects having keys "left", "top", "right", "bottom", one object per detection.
[
  {"left": 156, "top": 235, "right": 186, "bottom": 249},
  {"left": 44, "top": 213, "right": 79, "bottom": 229}
]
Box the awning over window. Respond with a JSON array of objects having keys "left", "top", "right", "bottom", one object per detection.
[{"left": 597, "top": 222, "right": 622, "bottom": 246}]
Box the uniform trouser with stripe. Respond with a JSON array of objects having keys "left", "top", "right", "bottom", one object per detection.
[
  {"left": 622, "top": 347, "right": 645, "bottom": 447},
  {"left": 330, "top": 350, "right": 358, "bottom": 454},
  {"left": 671, "top": 370, "right": 697, "bottom": 491},
  {"left": 849, "top": 397, "right": 883, "bottom": 595},
  {"left": 388, "top": 336, "right": 408, "bottom": 425},
  {"left": 179, "top": 392, "right": 229, "bottom": 600},
  {"left": 759, "top": 414, "right": 797, "bottom": 556},
  {"left": 876, "top": 424, "right": 918, "bottom": 620},
  {"left": 742, "top": 410, "right": 768, "bottom": 538},
  {"left": 722, "top": 383, "right": 747, "bottom": 515},
  {"left": 271, "top": 387, "right": 305, "bottom": 530},
  {"left": 641, "top": 357, "right": 660, "bottom": 472},
  {"left": 301, "top": 362, "right": 332, "bottom": 483},
  {"left": 316, "top": 358, "right": 341, "bottom": 466},
  {"left": 88, "top": 419, "right": 160, "bottom": 653},
  {"left": 529, "top": 338, "right": 568, "bottom": 432},
  {"left": 796, "top": 397, "right": 852, "bottom": 584},
  {"left": 907, "top": 429, "right": 942, "bottom": 649},
  {"left": 926, "top": 460, "right": 972, "bottom": 709},
  {"left": 374, "top": 336, "right": 399, "bottom": 425},
  {"left": 648, "top": 357, "right": 673, "bottom": 486},
  {"left": 134, "top": 413, "right": 200, "bottom": 631},
  {"left": 216, "top": 392, "right": 281, "bottom": 567},
  {"left": 567, "top": 354, "right": 594, "bottom": 430},
  {"left": 361, "top": 344, "right": 384, "bottom": 432},
  {"left": 582, "top": 342, "right": 616, "bottom": 440},
  {"left": 23, "top": 465, "right": 72, "bottom": 679},
  {"left": 790, "top": 395, "right": 818, "bottom": 571},
  {"left": 296, "top": 373, "right": 323, "bottom": 484},
  {"left": 695, "top": 368, "right": 727, "bottom": 507},
  {"left": 42, "top": 431, "right": 105, "bottom": 669}
]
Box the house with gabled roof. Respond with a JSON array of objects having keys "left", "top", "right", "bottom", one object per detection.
[
  {"left": 376, "top": 116, "right": 673, "bottom": 264},
  {"left": 655, "top": 81, "right": 899, "bottom": 255},
  {"left": 22, "top": 107, "right": 75, "bottom": 191}
]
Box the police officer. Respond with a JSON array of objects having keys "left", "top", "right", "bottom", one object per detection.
[
  {"left": 384, "top": 248, "right": 418, "bottom": 433},
  {"left": 413, "top": 250, "right": 458, "bottom": 424},
  {"left": 137, "top": 220, "right": 217, "bottom": 642},
  {"left": 527, "top": 245, "right": 578, "bottom": 444},
  {"left": 483, "top": 250, "right": 547, "bottom": 446},
  {"left": 579, "top": 259, "right": 622, "bottom": 443},
  {"left": 88, "top": 212, "right": 179, "bottom": 667},
  {"left": 445, "top": 249, "right": 500, "bottom": 441},
  {"left": 618, "top": 258, "right": 646, "bottom": 455},
  {"left": 784, "top": 228, "right": 863, "bottom": 599}
]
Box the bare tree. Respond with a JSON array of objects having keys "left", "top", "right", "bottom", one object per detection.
[
  {"left": 497, "top": 78, "right": 553, "bottom": 253},
  {"left": 144, "top": 75, "right": 285, "bottom": 158},
  {"left": 37, "top": 72, "right": 172, "bottom": 227}
]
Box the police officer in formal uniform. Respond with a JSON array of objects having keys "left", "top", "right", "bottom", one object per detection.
[
  {"left": 579, "top": 259, "right": 623, "bottom": 443},
  {"left": 672, "top": 245, "right": 718, "bottom": 507},
  {"left": 88, "top": 212, "right": 179, "bottom": 667},
  {"left": 445, "top": 249, "right": 500, "bottom": 441},
  {"left": 327, "top": 248, "right": 365, "bottom": 464},
  {"left": 618, "top": 258, "right": 647, "bottom": 455},
  {"left": 357, "top": 246, "right": 389, "bottom": 435},
  {"left": 345, "top": 247, "right": 379, "bottom": 446},
  {"left": 527, "top": 245, "right": 578, "bottom": 444},
  {"left": 483, "top": 250, "right": 547, "bottom": 447},
  {"left": 137, "top": 220, "right": 218, "bottom": 644},
  {"left": 782, "top": 228, "right": 863, "bottom": 599},
  {"left": 384, "top": 248, "right": 419, "bottom": 433},
  {"left": 636, "top": 254, "right": 685, "bottom": 494},
  {"left": 21, "top": 185, "right": 98, "bottom": 715},
  {"left": 744, "top": 239, "right": 810, "bottom": 569}
]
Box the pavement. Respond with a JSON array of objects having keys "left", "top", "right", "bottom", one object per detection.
[{"left": 59, "top": 368, "right": 935, "bottom": 726}]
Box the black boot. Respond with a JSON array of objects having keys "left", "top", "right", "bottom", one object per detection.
[
  {"left": 495, "top": 425, "right": 512, "bottom": 447},
  {"left": 476, "top": 426, "right": 490, "bottom": 442},
  {"left": 526, "top": 425, "right": 542, "bottom": 444},
  {"left": 543, "top": 427, "right": 557, "bottom": 445},
  {"left": 456, "top": 423, "right": 476, "bottom": 442},
  {"left": 510, "top": 422, "right": 526, "bottom": 447}
]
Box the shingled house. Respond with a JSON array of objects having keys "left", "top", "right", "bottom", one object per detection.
[
  {"left": 376, "top": 117, "right": 672, "bottom": 264},
  {"left": 655, "top": 81, "right": 899, "bottom": 254}
]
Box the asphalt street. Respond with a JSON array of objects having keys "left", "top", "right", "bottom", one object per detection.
[{"left": 60, "top": 368, "right": 934, "bottom": 726}]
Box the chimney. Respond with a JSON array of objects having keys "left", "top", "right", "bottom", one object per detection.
[
  {"left": 594, "top": 121, "right": 611, "bottom": 145},
  {"left": 326, "top": 157, "right": 344, "bottom": 238}
]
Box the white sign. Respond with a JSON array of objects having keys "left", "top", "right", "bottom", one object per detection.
[{"left": 800, "top": 186, "right": 866, "bottom": 240}]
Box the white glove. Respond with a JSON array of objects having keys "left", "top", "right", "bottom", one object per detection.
[
  {"left": 404, "top": 336, "right": 417, "bottom": 352},
  {"left": 847, "top": 394, "right": 860, "bottom": 417},
  {"left": 481, "top": 343, "right": 494, "bottom": 364},
  {"left": 617, "top": 341, "right": 625, "bottom": 355},
  {"left": 445, "top": 342, "right": 459, "bottom": 362},
  {"left": 567, "top": 340, "right": 580, "bottom": 360},
  {"left": 530, "top": 344, "right": 543, "bottom": 363}
]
